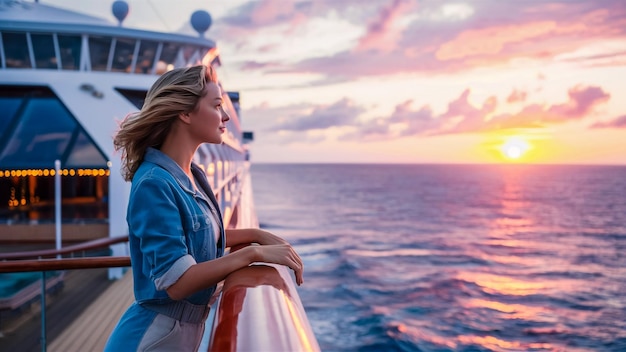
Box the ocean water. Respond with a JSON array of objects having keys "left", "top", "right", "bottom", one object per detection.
[{"left": 250, "top": 163, "right": 626, "bottom": 352}]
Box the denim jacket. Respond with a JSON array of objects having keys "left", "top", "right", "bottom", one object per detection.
[{"left": 127, "top": 147, "right": 226, "bottom": 306}]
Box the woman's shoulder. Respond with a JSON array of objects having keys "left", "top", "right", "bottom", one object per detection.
[{"left": 132, "top": 162, "right": 177, "bottom": 187}]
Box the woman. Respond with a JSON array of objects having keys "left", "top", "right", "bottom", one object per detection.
[{"left": 104, "top": 65, "right": 304, "bottom": 351}]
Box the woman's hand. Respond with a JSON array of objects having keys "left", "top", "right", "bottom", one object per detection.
[
  {"left": 226, "top": 228, "right": 291, "bottom": 247},
  {"left": 248, "top": 244, "right": 304, "bottom": 286},
  {"left": 253, "top": 229, "right": 290, "bottom": 246}
]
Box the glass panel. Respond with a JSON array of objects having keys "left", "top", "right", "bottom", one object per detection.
[
  {"left": 3, "top": 32, "right": 32, "bottom": 68},
  {"left": 30, "top": 34, "right": 57, "bottom": 69},
  {"left": 0, "top": 174, "right": 109, "bottom": 224},
  {"left": 198, "top": 47, "right": 210, "bottom": 64},
  {"left": 0, "top": 98, "right": 76, "bottom": 168},
  {"left": 111, "top": 37, "right": 136, "bottom": 72},
  {"left": 134, "top": 40, "right": 158, "bottom": 74},
  {"left": 0, "top": 96, "right": 23, "bottom": 135},
  {"left": 0, "top": 34, "right": 3, "bottom": 68},
  {"left": 89, "top": 36, "right": 112, "bottom": 71},
  {"left": 156, "top": 42, "right": 180, "bottom": 73},
  {"left": 65, "top": 131, "right": 107, "bottom": 167},
  {"left": 115, "top": 88, "right": 147, "bottom": 109},
  {"left": 58, "top": 35, "right": 81, "bottom": 70},
  {"left": 0, "top": 87, "right": 109, "bottom": 225},
  {"left": 181, "top": 45, "right": 198, "bottom": 66}
]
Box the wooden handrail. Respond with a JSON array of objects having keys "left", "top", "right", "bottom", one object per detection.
[
  {"left": 208, "top": 263, "right": 320, "bottom": 352},
  {"left": 0, "top": 235, "right": 129, "bottom": 260},
  {"left": 0, "top": 256, "right": 131, "bottom": 273}
]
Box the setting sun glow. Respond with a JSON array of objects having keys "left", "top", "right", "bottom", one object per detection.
[
  {"left": 505, "top": 145, "right": 523, "bottom": 159},
  {"left": 501, "top": 137, "right": 530, "bottom": 161}
]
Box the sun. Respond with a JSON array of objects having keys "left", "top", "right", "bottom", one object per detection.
[
  {"left": 504, "top": 144, "right": 523, "bottom": 159},
  {"left": 501, "top": 137, "right": 530, "bottom": 160}
]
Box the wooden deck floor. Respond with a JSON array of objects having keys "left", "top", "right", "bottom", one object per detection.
[
  {"left": 48, "top": 270, "right": 134, "bottom": 352},
  {"left": 0, "top": 268, "right": 116, "bottom": 352}
]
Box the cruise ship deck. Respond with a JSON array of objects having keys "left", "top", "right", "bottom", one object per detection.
[{"left": 0, "top": 1, "right": 319, "bottom": 350}]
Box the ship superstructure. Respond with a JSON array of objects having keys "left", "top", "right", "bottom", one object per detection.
[{"left": 0, "top": 0, "right": 249, "bottom": 255}]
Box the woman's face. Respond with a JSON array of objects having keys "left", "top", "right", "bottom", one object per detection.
[{"left": 187, "top": 82, "right": 230, "bottom": 144}]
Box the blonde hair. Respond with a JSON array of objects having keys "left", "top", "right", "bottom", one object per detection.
[{"left": 114, "top": 65, "right": 219, "bottom": 181}]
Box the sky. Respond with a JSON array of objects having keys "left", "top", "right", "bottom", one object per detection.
[{"left": 46, "top": 0, "right": 626, "bottom": 165}]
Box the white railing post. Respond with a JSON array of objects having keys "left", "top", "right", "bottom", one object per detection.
[{"left": 54, "top": 160, "right": 61, "bottom": 259}]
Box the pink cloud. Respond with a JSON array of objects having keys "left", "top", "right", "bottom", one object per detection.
[
  {"left": 436, "top": 21, "right": 559, "bottom": 61},
  {"left": 590, "top": 115, "right": 626, "bottom": 129},
  {"left": 507, "top": 89, "right": 528, "bottom": 104},
  {"left": 428, "top": 85, "right": 610, "bottom": 135},
  {"left": 345, "top": 100, "right": 438, "bottom": 141},
  {"left": 246, "top": 84, "right": 617, "bottom": 144},
  {"left": 559, "top": 50, "right": 626, "bottom": 68},
  {"left": 249, "top": 0, "right": 296, "bottom": 26},
  {"left": 545, "top": 86, "right": 610, "bottom": 121},
  {"left": 355, "top": 0, "right": 414, "bottom": 53},
  {"left": 274, "top": 98, "right": 364, "bottom": 131},
  {"left": 234, "top": 0, "right": 626, "bottom": 80},
  {"left": 245, "top": 98, "right": 364, "bottom": 134},
  {"left": 239, "top": 61, "right": 279, "bottom": 70}
]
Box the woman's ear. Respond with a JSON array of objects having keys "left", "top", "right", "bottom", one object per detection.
[{"left": 178, "top": 112, "right": 191, "bottom": 124}]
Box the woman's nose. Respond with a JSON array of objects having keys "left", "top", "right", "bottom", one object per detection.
[{"left": 221, "top": 107, "right": 230, "bottom": 122}]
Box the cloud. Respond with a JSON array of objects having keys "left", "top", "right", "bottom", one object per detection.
[
  {"left": 390, "top": 101, "right": 438, "bottom": 136},
  {"left": 355, "top": 0, "right": 414, "bottom": 53},
  {"left": 428, "top": 85, "right": 610, "bottom": 135},
  {"left": 590, "top": 115, "right": 626, "bottom": 129},
  {"left": 239, "top": 60, "right": 280, "bottom": 71},
  {"left": 219, "top": 0, "right": 303, "bottom": 28},
  {"left": 435, "top": 21, "right": 559, "bottom": 61},
  {"left": 507, "top": 89, "right": 528, "bottom": 104},
  {"left": 274, "top": 98, "right": 364, "bottom": 131},
  {"left": 341, "top": 101, "right": 438, "bottom": 141},
  {"left": 437, "top": 90, "right": 498, "bottom": 134},
  {"left": 245, "top": 98, "right": 365, "bottom": 134},
  {"left": 254, "top": 84, "right": 613, "bottom": 144},
  {"left": 545, "top": 85, "right": 610, "bottom": 121},
  {"left": 219, "top": 0, "right": 626, "bottom": 80}
]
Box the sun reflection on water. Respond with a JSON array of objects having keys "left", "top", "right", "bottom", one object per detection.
[
  {"left": 457, "top": 335, "right": 556, "bottom": 351},
  {"left": 462, "top": 272, "right": 548, "bottom": 295},
  {"left": 462, "top": 298, "right": 547, "bottom": 319}
]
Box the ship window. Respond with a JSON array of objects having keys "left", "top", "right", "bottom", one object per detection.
[
  {"left": 31, "top": 34, "right": 57, "bottom": 69},
  {"left": 115, "top": 88, "right": 147, "bottom": 109},
  {"left": 181, "top": 45, "right": 199, "bottom": 66},
  {"left": 183, "top": 46, "right": 197, "bottom": 61},
  {"left": 0, "top": 86, "right": 109, "bottom": 225},
  {"left": 0, "top": 173, "right": 110, "bottom": 224},
  {"left": 3, "top": 32, "right": 32, "bottom": 68},
  {"left": 135, "top": 40, "right": 158, "bottom": 74},
  {"left": 111, "top": 37, "right": 136, "bottom": 72},
  {"left": 65, "top": 130, "right": 108, "bottom": 168},
  {"left": 0, "top": 97, "right": 22, "bottom": 135},
  {"left": 58, "top": 35, "right": 81, "bottom": 70},
  {"left": 157, "top": 42, "right": 180, "bottom": 71},
  {"left": 0, "top": 98, "right": 76, "bottom": 167},
  {"left": 89, "top": 36, "right": 112, "bottom": 71},
  {"left": 0, "top": 86, "right": 108, "bottom": 169}
]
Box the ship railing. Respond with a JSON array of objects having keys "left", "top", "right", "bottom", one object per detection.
[
  {"left": 0, "top": 236, "right": 320, "bottom": 352},
  {"left": 212, "top": 160, "right": 246, "bottom": 226},
  {"left": 206, "top": 245, "right": 320, "bottom": 352}
]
